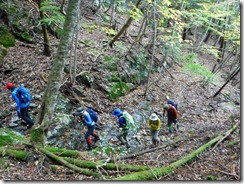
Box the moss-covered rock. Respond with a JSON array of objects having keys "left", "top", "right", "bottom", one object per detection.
[
  {"left": 0, "top": 128, "right": 28, "bottom": 146},
  {"left": 0, "top": 27, "right": 15, "bottom": 47}
]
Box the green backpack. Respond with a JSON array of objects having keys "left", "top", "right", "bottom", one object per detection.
[{"left": 122, "top": 111, "right": 135, "bottom": 130}]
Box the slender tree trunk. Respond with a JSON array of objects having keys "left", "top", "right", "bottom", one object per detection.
[
  {"left": 144, "top": 1, "right": 157, "bottom": 96},
  {"left": 108, "top": 0, "right": 142, "bottom": 47},
  {"left": 213, "top": 67, "right": 240, "bottom": 98},
  {"left": 31, "top": 0, "right": 81, "bottom": 147},
  {"left": 38, "top": 0, "right": 51, "bottom": 56}
]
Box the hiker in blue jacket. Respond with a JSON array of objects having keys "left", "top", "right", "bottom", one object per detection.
[
  {"left": 112, "top": 108, "right": 131, "bottom": 149},
  {"left": 5, "top": 82, "right": 34, "bottom": 129},
  {"left": 73, "top": 107, "right": 100, "bottom": 150}
]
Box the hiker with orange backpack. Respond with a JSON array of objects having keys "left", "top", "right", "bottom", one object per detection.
[
  {"left": 73, "top": 107, "right": 100, "bottom": 150},
  {"left": 112, "top": 108, "right": 135, "bottom": 149},
  {"left": 5, "top": 82, "right": 34, "bottom": 129},
  {"left": 163, "top": 103, "right": 179, "bottom": 134}
]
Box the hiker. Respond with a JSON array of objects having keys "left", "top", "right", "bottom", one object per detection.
[
  {"left": 148, "top": 113, "right": 161, "bottom": 146},
  {"left": 5, "top": 82, "right": 34, "bottom": 129},
  {"left": 73, "top": 107, "right": 100, "bottom": 150},
  {"left": 112, "top": 108, "right": 133, "bottom": 149},
  {"left": 163, "top": 104, "right": 179, "bottom": 134},
  {"left": 166, "top": 96, "right": 178, "bottom": 111}
]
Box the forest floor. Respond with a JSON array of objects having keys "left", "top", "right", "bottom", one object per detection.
[{"left": 0, "top": 4, "right": 241, "bottom": 181}]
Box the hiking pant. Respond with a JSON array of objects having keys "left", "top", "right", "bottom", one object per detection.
[
  {"left": 167, "top": 118, "right": 178, "bottom": 133},
  {"left": 85, "top": 125, "right": 99, "bottom": 147},
  {"left": 20, "top": 106, "right": 34, "bottom": 127},
  {"left": 117, "top": 128, "right": 129, "bottom": 146},
  {"left": 150, "top": 129, "right": 160, "bottom": 145}
]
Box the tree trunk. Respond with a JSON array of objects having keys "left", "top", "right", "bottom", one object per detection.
[
  {"left": 0, "top": 147, "right": 33, "bottom": 161},
  {"left": 31, "top": 0, "right": 81, "bottom": 147},
  {"left": 38, "top": 0, "right": 51, "bottom": 56},
  {"left": 108, "top": 0, "right": 142, "bottom": 47},
  {"left": 114, "top": 123, "right": 238, "bottom": 180},
  {"left": 63, "top": 157, "right": 150, "bottom": 171},
  {"left": 213, "top": 67, "right": 240, "bottom": 98},
  {"left": 39, "top": 147, "right": 101, "bottom": 178}
]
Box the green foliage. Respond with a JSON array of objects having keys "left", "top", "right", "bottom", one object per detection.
[
  {"left": 39, "top": 0, "right": 65, "bottom": 25},
  {"left": 183, "top": 53, "right": 216, "bottom": 85},
  {"left": 108, "top": 81, "right": 131, "bottom": 101},
  {"left": 82, "top": 23, "right": 97, "bottom": 33},
  {"left": 130, "top": 5, "right": 143, "bottom": 22},
  {"left": 103, "top": 55, "right": 120, "bottom": 64},
  {"left": 83, "top": 39, "right": 93, "bottom": 46},
  {"left": 101, "top": 26, "right": 117, "bottom": 35}
]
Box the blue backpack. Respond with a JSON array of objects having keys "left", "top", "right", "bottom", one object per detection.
[
  {"left": 17, "top": 86, "right": 32, "bottom": 103},
  {"left": 86, "top": 108, "right": 98, "bottom": 122},
  {"left": 167, "top": 100, "right": 178, "bottom": 110}
]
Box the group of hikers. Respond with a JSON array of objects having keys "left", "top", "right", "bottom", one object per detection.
[{"left": 4, "top": 82, "right": 179, "bottom": 150}]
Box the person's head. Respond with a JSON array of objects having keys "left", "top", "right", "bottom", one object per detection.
[
  {"left": 5, "top": 82, "right": 14, "bottom": 90},
  {"left": 149, "top": 113, "right": 159, "bottom": 121},
  {"left": 112, "top": 108, "right": 122, "bottom": 117},
  {"left": 73, "top": 107, "right": 85, "bottom": 116},
  {"left": 163, "top": 104, "right": 169, "bottom": 110}
]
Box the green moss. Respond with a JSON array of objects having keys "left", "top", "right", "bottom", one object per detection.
[
  {"left": 206, "top": 175, "right": 218, "bottom": 180},
  {"left": 30, "top": 128, "right": 45, "bottom": 147},
  {"left": 0, "top": 28, "right": 15, "bottom": 47},
  {"left": 0, "top": 158, "right": 7, "bottom": 169},
  {"left": 0, "top": 128, "right": 28, "bottom": 146},
  {"left": 0, "top": 44, "right": 7, "bottom": 65}
]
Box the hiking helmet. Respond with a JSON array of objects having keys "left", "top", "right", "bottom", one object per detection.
[
  {"left": 112, "top": 108, "right": 122, "bottom": 116},
  {"left": 163, "top": 104, "right": 169, "bottom": 110},
  {"left": 149, "top": 113, "right": 159, "bottom": 121},
  {"left": 5, "top": 82, "right": 14, "bottom": 90},
  {"left": 73, "top": 107, "right": 85, "bottom": 116}
]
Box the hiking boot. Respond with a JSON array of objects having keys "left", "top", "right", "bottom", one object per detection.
[
  {"left": 87, "top": 144, "right": 97, "bottom": 150},
  {"left": 94, "top": 137, "right": 100, "bottom": 142},
  {"left": 27, "top": 124, "right": 33, "bottom": 129}
]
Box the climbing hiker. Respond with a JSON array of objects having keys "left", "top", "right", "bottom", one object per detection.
[
  {"left": 73, "top": 107, "right": 100, "bottom": 150},
  {"left": 112, "top": 108, "right": 134, "bottom": 149},
  {"left": 148, "top": 113, "right": 161, "bottom": 146},
  {"left": 166, "top": 96, "right": 178, "bottom": 111},
  {"left": 163, "top": 104, "right": 179, "bottom": 134},
  {"left": 5, "top": 82, "right": 34, "bottom": 129}
]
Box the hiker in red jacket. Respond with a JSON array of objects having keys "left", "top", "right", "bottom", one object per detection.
[{"left": 163, "top": 104, "right": 179, "bottom": 133}]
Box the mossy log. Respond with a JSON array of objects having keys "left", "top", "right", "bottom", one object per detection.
[
  {"left": 45, "top": 147, "right": 80, "bottom": 158},
  {"left": 114, "top": 123, "right": 238, "bottom": 180},
  {"left": 63, "top": 157, "right": 150, "bottom": 172},
  {"left": 39, "top": 147, "right": 101, "bottom": 178},
  {"left": 0, "top": 147, "right": 32, "bottom": 161}
]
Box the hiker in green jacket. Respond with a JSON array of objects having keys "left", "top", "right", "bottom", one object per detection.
[{"left": 112, "top": 108, "right": 133, "bottom": 149}]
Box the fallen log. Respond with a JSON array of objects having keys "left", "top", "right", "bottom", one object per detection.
[
  {"left": 119, "top": 137, "right": 183, "bottom": 160},
  {"left": 114, "top": 123, "right": 238, "bottom": 180},
  {"left": 0, "top": 147, "right": 33, "bottom": 161},
  {"left": 63, "top": 157, "right": 150, "bottom": 171},
  {"left": 39, "top": 147, "right": 101, "bottom": 178},
  {"left": 45, "top": 146, "right": 80, "bottom": 158}
]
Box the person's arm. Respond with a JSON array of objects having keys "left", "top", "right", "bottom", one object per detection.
[{"left": 12, "top": 91, "right": 21, "bottom": 115}]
